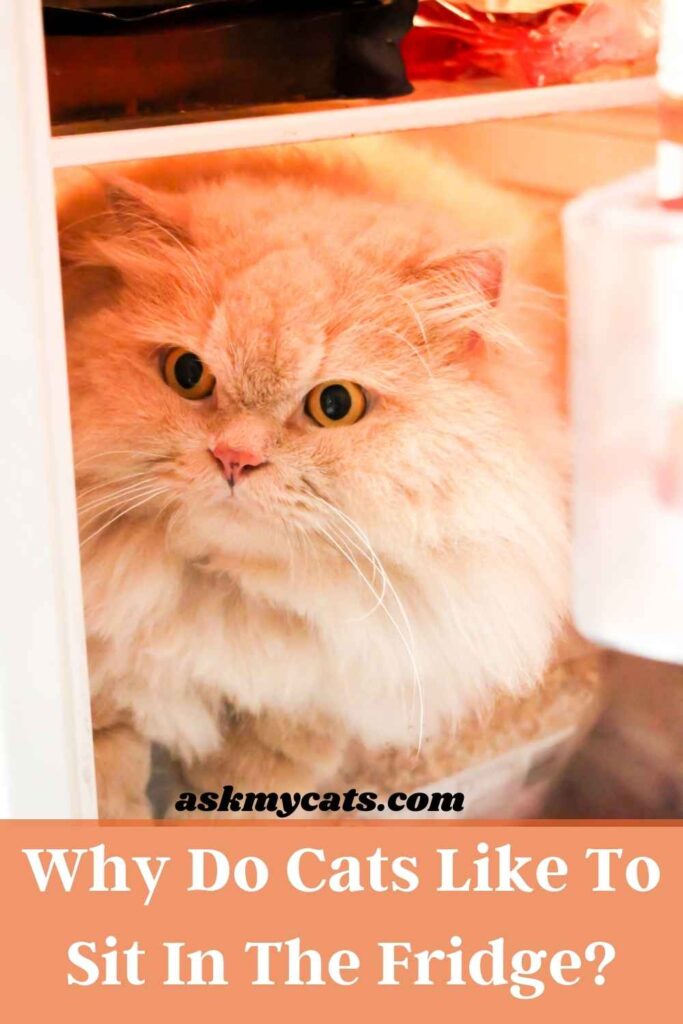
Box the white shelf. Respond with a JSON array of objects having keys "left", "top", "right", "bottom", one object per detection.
[{"left": 51, "top": 75, "right": 658, "bottom": 169}]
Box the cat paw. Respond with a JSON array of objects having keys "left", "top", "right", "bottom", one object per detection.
[{"left": 94, "top": 722, "right": 152, "bottom": 820}]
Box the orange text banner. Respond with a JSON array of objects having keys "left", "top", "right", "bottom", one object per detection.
[{"left": 0, "top": 822, "right": 678, "bottom": 1022}]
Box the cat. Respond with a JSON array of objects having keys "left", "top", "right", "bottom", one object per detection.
[{"left": 59, "top": 137, "right": 569, "bottom": 818}]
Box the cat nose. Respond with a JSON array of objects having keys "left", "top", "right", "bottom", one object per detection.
[{"left": 210, "top": 444, "right": 266, "bottom": 485}]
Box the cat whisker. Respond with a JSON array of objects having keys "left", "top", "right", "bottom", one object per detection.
[
  {"left": 303, "top": 494, "right": 394, "bottom": 615},
  {"left": 79, "top": 486, "right": 169, "bottom": 544},
  {"left": 153, "top": 491, "right": 179, "bottom": 534},
  {"left": 315, "top": 517, "right": 421, "bottom": 748},
  {"left": 312, "top": 522, "right": 387, "bottom": 619},
  {"left": 77, "top": 477, "right": 162, "bottom": 518},
  {"left": 319, "top": 519, "right": 386, "bottom": 614},
  {"left": 77, "top": 476, "right": 160, "bottom": 512},
  {"left": 76, "top": 469, "right": 157, "bottom": 500},
  {"left": 299, "top": 481, "right": 384, "bottom": 595},
  {"left": 318, "top": 521, "right": 375, "bottom": 594},
  {"left": 74, "top": 448, "right": 167, "bottom": 469},
  {"left": 304, "top": 491, "right": 424, "bottom": 751},
  {"left": 77, "top": 481, "right": 156, "bottom": 520},
  {"left": 78, "top": 495, "right": 163, "bottom": 534},
  {"left": 320, "top": 500, "right": 424, "bottom": 750}
]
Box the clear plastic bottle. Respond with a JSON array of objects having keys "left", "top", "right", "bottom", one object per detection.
[{"left": 565, "top": 170, "right": 683, "bottom": 662}]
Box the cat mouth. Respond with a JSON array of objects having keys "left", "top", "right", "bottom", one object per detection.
[
  {"left": 210, "top": 454, "right": 269, "bottom": 498},
  {"left": 233, "top": 463, "right": 267, "bottom": 491},
  {"left": 208, "top": 450, "right": 270, "bottom": 493}
]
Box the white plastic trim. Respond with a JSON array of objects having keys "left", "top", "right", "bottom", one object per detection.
[{"left": 0, "top": 0, "right": 96, "bottom": 817}]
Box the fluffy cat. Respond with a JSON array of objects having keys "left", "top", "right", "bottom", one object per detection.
[{"left": 59, "top": 138, "right": 569, "bottom": 817}]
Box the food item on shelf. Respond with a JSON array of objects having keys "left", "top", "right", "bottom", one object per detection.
[
  {"left": 402, "top": 0, "right": 659, "bottom": 87},
  {"left": 43, "top": 1, "right": 417, "bottom": 129}
]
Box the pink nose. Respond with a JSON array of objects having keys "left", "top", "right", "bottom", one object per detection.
[{"left": 211, "top": 444, "right": 265, "bottom": 485}]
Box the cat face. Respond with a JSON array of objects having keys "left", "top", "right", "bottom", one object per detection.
[{"left": 66, "top": 173, "right": 563, "bottom": 588}]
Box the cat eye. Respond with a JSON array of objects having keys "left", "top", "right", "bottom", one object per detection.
[
  {"left": 304, "top": 381, "right": 367, "bottom": 428},
  {"left": 162, "top": 347, "right": 215, "bottom": 401}
]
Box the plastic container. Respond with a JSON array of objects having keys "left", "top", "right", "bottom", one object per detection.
[
  {"left": 43, "top": 0, "right": 416, "bottom": 130},
  {"left": 340, "top": 644, "right": 604, "bottom": 820},
  {"left": 565, "top": 168, "right": 683, "bottom": 663}
]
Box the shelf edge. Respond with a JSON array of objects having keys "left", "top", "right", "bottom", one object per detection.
[{"left": 52, "top": 76, "right": 658, "bottom": 169}]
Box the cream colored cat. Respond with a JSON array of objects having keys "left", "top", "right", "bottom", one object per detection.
[{"left": 59, "top": 137, "right": 569, "bottom": 817}]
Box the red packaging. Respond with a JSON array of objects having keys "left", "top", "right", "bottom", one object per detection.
[{"left": 403, "top": 1, "right": 659, "bottom": 87}]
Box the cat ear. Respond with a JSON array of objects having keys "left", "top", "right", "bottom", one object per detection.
[
  {"left": 60, "top": 176, "right": 196, "bottom": 293},
  {"left": 103, "top": 176, "right": 192, "bottom": 245},
  {"left": 408, "top": 247, "right": 505, "bottom": 308},
  {"left": 454, "top": 248, "right": 505, "bottom": 307}
]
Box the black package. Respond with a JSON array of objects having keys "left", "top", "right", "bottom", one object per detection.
[{"left": 43, "top": 1, "right": 418, "bottom": 129}]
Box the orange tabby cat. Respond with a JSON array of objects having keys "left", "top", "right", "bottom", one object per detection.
[{"left": 59, "top": 137, "right": 568, "bottom": 817}]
